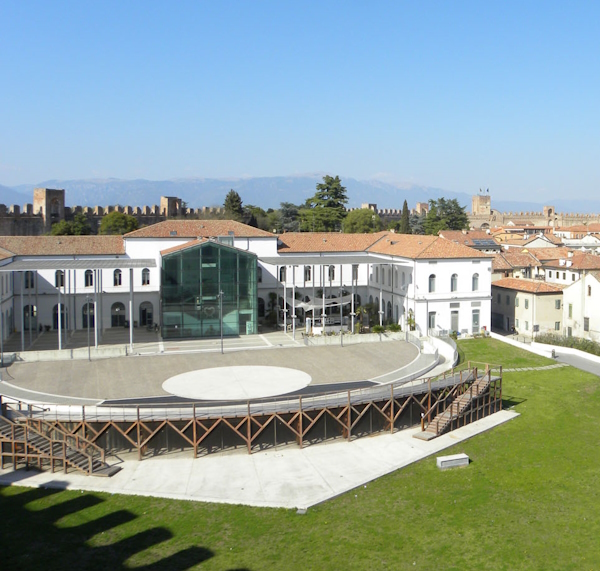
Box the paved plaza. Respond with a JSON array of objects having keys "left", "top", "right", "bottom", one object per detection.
[{"left": 0, "top": 333, "right": 419, "bottom": 404}]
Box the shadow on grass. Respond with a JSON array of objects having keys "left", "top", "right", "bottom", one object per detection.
[
  {"left": 502, "top": 395, "right": 527, "bottom": 409},
  {"left": 0, "top": 480, "right": 250, "bottom": 571}
]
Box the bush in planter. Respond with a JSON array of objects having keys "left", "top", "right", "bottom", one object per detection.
[
  {"left": 372, "top": 325, "right": 385, "bottom": 334},
  {"left": 387, "top": 323, "right": 401, "bottom": 332}
]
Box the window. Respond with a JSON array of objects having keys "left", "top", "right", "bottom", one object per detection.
[
  {"left": 55, "top": 270, "right": 64, "bottom": 288},
  {"left": 525, "top": 299, "right": 529, "bottom": 309},
  {"left": 515, "top": 318, "right": 519, "bottom": 328},
  {"left": 472, "top": 273, "right": 479, "bottom": 291},
  {"left": 568, "top": 304, "right": 573, "bottom": 318},
  {"left": 428, "top": 311, "right": 436, "bottom": 329},
  {"left": 113, "top": 269, "right": 122, "bottom": 286},
  {"left": 572, "top": 274, "right": 575, "bottom": 282},
  {"left": 388, "top": 269, "right": 391, "bottom": 286},
  {"left": 555, "top": 321, "right": 561, "bottom": 331},
  {"left": 279, "top": 266, "right": 286, "bottom": 282},
  {"left": 506, "top": 295, "right": 510, "bottom": 306},
  {"left": 142, "top": 268, "right": 150, "bottom": 286},
  {"left": 555, "top": 299, "right": 561, "bottom": 309},
  {"left": 394, "top": 269, "right": 398, "bottom": 288},
  {"left": 85, "top": 270, "right": 93, "bottom": 287},
  {"left": 525, "top": 321, "right": 529, "bottom": 331},
  {"left": 328, "top": 265, "right": 335, "bottom": 281},
  {"left": 562, "top": 272, "right": 566, "bottom": 280},
  {"left": 304, "top": 266, "right": 311, "bottom": 282},
  {"left": 515, "top": 297, "right": 519, "bottom": 307},
  {"left": 548, "top": 271, "right": 552, "bottom": 278},
  {"left": 257, "top": 267, "right": 262, "bottom": 283},
  {"left": 451, "top": 274, "right": 458, "bottom": 292},
  {"left": 352, "top": 264, "right": 358, "bottom": 281},
  {"left": 497, "top": 293, "right": 501, "bottom": 303},
  {"left": 584, "top": 317, "right": 590, "bottom": 332},
  {"left": 24, "top": 271, "right": 35, "bottom": 289},
  {"left": 375, "top": 266, "right": 379, "bottom": 283},
  {"left": 588, "top": 285, "right": 592, "bottom": 296},
  {"left": 402, "top": 272, "right": 406, "bottom": 286},
  {"left": 429, "top": 274, "right": 436, "bottom": 293}
]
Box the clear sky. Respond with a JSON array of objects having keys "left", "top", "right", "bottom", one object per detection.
[{"left": 1, "top": 1, "right": 599, "bottom": 201}]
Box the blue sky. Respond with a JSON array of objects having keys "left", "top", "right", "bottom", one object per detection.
[{"left": 1, "top": 1, "right": 599, "bottom": 201}]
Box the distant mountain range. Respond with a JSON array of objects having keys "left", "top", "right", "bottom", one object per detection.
[{"left": 3, "top": 176, "right": 600, "bottom": 215}]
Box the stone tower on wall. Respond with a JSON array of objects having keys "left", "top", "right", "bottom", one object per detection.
[
  {"left": 160, "top": 196, "right": 182, "bottom": 218},
  {"left": 33, "top": 188, "right": 66, "bottom": 232},
  {"left": 471, "top": 193, "right": 491, "bottom": 215}
]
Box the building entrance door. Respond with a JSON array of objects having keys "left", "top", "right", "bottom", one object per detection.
[{"left": 451, "top": 310, "right": 459, "bottom": 333}]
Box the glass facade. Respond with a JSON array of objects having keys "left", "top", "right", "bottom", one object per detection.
[{"left": 161, "top": 241, "right": 257, "bottom": 339}]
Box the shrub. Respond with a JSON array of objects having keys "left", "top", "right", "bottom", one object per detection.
[
  {"left": 387, "top": 323, "right": 401, "bottom": 332},
  {"left": 372, "top": 325, "right": 385, "bottom": 334},
  {"left": 535, "top": 333, "right": 600, "bottom": 357}
]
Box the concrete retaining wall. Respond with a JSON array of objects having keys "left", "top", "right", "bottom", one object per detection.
[{"left": 9, "top": 345, "right": 128, "bottom": 363}]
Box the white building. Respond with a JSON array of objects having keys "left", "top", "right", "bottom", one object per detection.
[{"left": 0, "top": 221, "right": 493, "bottom": 351}]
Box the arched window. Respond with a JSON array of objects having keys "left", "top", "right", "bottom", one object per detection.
[
  {"left": 394, "top": 269, "right": 398, "bottom": 288},
  {"left": 82, "top": 301, "right": 94, "bottom": 329},
  {"left": 139, "top": 301, "right": 153, "bottom": 326},
  {"left": 328, "top": 265, "right": 335, "bottom": 281},
  {"left": 388, "top": 269, "right": 392, "bottom": 286},
  {"left": 429, "top": 274, "right": 436, "bottom": 293},
  {"left": 375, "top": 266, "right": 379, "bottom": 283},
  {"left": 279, "top": 266, "right": 286, "bottom": 282},
  {"left": 402, "top": 272, "right": 406, "bottom": 286},
  {"left": 111, "top": 302, "right": 126, "bottom": 327},
  {"left": 472, "top": 273, "right": 479, "bottom": 291},
  {"left": 24, "top": 271, "right": 35, "bottom": 289},
  {"left": 85, "top": 270, "right": 93, "bottom": 287},
  {"left": 387, "top": 301, "right": 392, "bottom": 319},
  {"left": 55, "top": 270, "right": 64, "bottom": 288},
  {"left": 113, "top": 269, "right": 122, "bottom": 286},
  {"left": 451, "top": 273, "right": 458, "bottom": 292},
  {"left": 142, "top": 268, "right": 150, "bottom": 286},
  {"left": 304, "top": 266, "right": 311, "bottom": 282},
  {"left": 257, "top": 267, "right": 262, "bottom": 283}
]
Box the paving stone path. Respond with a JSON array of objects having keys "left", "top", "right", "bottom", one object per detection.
[{"left": 502, "top": 363, "right": 568, "bottom": 372}]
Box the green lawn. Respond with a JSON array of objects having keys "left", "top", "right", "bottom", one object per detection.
[{"left": 2, "top": 338, "right": 600, "bottom": 570}]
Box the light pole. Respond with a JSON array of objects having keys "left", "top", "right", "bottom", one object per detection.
[
  {"left": 218, "top": 290, "right": 224, "bottom": 354},
  {"left": 85, "top": 296, "right": 92, "bottom": 361}
]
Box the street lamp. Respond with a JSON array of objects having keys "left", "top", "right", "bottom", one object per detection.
[
  {"left": 85, "top": 296, "right": 93, "bottom": 361},
  {"left": 218, "top": 290, "right": 224, "bottom": 354}
]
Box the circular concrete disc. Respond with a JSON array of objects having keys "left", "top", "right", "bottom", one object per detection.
[{"left": 162, "top": 366, "right": 312, "bottom": 401}]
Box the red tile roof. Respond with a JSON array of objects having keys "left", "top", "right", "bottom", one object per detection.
[
  {"left": 492, "top": 278, "right": 565, "bottom": 293},
  {"left": 543, "top": 251, "right": 600, "bottom": 270},
  {"left": 369, "top": 234, "right": 491, "bottom": 259},
  {"left": 277, "top": 232, "right": 387, "bottom": 253},
  {"left": 0, "top": 236, "right": 125, "bottom": 256},
  {"left": 277, "top": 232, "right": 491, "bottom": 259},
  {"left": 125, "top": 220, "right": 274, "bottom": 239},
  {"left": 160, "top": 239, "right": 207, "bottom": 256}
]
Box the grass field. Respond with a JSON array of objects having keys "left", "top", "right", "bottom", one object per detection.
[{"left": 2, "top": 338, "right": 600, "bottom": 570}]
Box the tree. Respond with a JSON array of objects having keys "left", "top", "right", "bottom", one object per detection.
[
  {"left": 279, "top": 202, "right": 301, "bottom": 232},
  {"left": 343, "top": 209, "right": 383, "bottom": 233},
  {"left": 300, "top": 175, "right": 348, "bottom": 232},
  {"left": 399, "top": 200, "right": 411, "bottom": 234},
  {"left": 50, "top": 213, "right": 92, "bottom": 236},
  {"left": 409, "top": 211, "right": 426, "bottom": 235},
  {"left": 99, "top": 211, "right": 139, "bottom": 235},
  {"left": 223, "top": 189, "right": 244, "bottom": 221},
  {"left": 424, "top": 198, "right": 469, "bottom": 234}
]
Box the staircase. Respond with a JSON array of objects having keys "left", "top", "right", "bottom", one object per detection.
[
  {"left": 0, "top": 414, "right": 120, "bottom": 477},
  {"left": 415, "top": 373, "right": 492, "bottom": 440}
]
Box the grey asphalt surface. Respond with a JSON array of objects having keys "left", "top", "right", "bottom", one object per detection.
[
  {"left": 555, "top": 351, "right": 600, "bottom": 377},
  {"left": 2, "top": 341, "right": 418, "bottom": 401}
]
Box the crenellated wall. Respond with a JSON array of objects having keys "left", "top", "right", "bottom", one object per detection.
[{"left": 0, "top": 189, "right": 227, "bottom": 235}]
